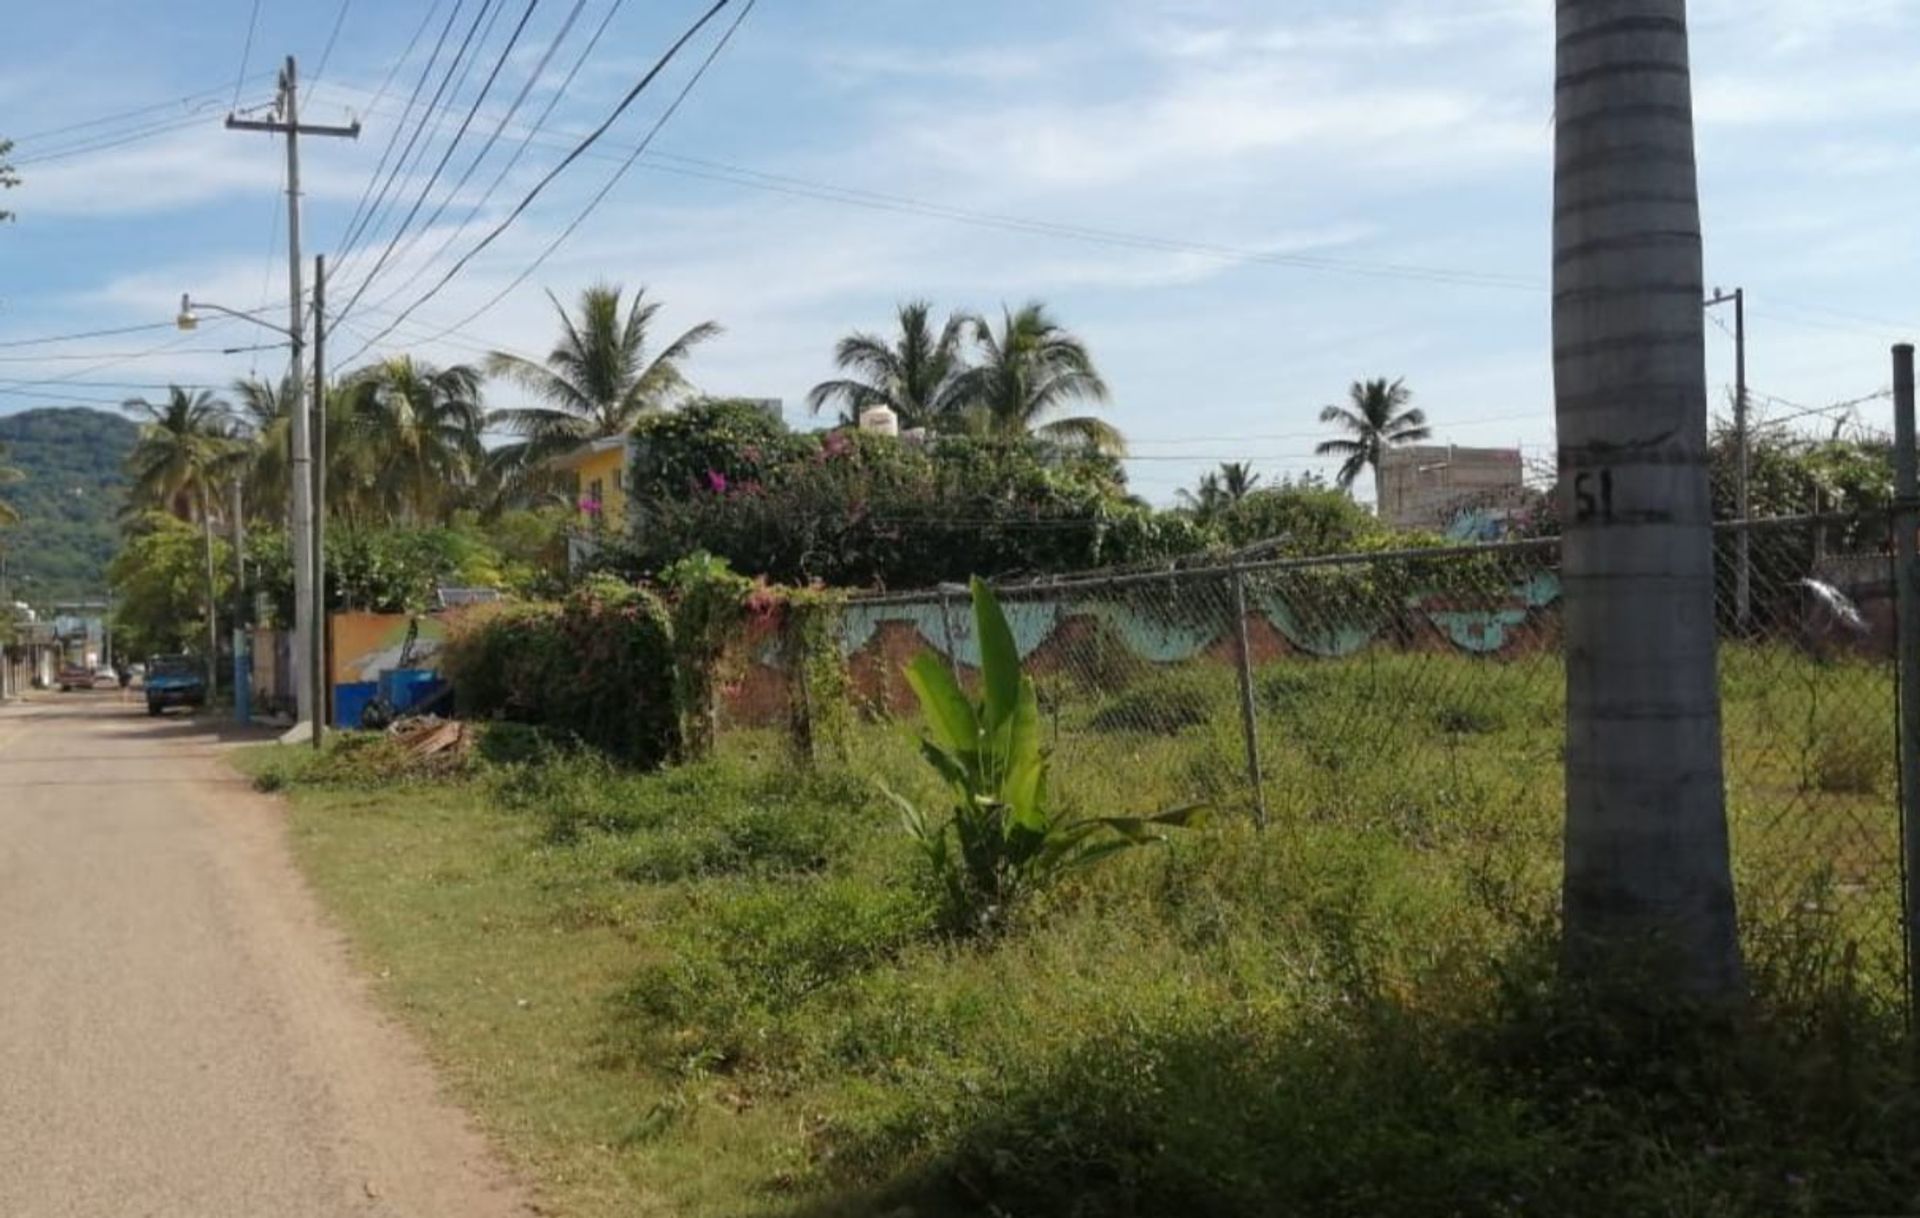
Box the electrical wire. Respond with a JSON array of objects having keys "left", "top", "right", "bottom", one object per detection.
[
  {"left": 234, "top": 0, "right": 265, "bottom": 110},
  {"left": 251, "top": 155, "right": 288, "bottom": 378},
  {"left": 342, "top": 0, "right": 751, "bottom": 363},
  {"left": 11, "top": 77, "right": 267, "bottom": 145},
  {"left": 323, "top": 80, "right": 1546, "bottom": 297},
  {"left": 332, "top": 0, "right": 547, "bottom": 322},
  {"left": 10, "top": 109, "right": 225, "bottom": 168},
  {"left": 0, "top": 344, "right": 288, "bottom": 364},
  {"left": 354, "top": 0, "right": 606, "bottom": 317},
  {"left": 330, "top": 0, "right": 471, "bottom": 269},
  {"left": 0, "top": 322, "right": 181, "bottom": 350},
  {"left": 336, "top": 0, "right": 510, "bottom": 287},
  {"left": 311, "top": 0, "right": 357, "bottom": 91}
]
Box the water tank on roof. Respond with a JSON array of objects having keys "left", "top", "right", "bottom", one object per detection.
[{"left": 858, "top": 405, "right": 899, "bottom": 437}]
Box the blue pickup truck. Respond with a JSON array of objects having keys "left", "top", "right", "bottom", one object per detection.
[{"left": 145, "top": 655, "right": 207, "bottom": 717}]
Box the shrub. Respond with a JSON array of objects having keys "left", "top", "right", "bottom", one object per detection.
[
  {"left": 888, "top": 577, "right": 1204, "bottom": 935},
  {"left": 440, "top": 577, "right": 679, "bottom": 766}
]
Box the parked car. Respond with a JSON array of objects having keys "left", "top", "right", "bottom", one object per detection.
[
  {"left": 93, "top": 666, "right": 117, "bottom": 687},
  {"left": 145, "top": 656, "right": 207, "bottom": 716},
  {"left": 56, "top": 664, "right": 93, "bottom": 692}
]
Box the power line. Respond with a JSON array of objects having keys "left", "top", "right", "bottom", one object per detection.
[
  {"left": 0, "top": 377, "right": 221, "bottom": 390},
  {"left": 332, "top": 0, "right": 548, "bottom": 322},
  {"left": 0, "top": 344, "right": 286, "bottom": 364},
  {"left": 10, "top": 110, "right": 224, "bottom": 168},
  {"left": 343, "top": 0, "right": 752, "bottom": 363},
  {"left": 337, "top": 0, "right": 511, "bottom": 288},
  {"left": 311, "top": 0, "right": 357, "bottom": 89},
  {"left": 324, "top": 79, "right": 1545, "bottom": 297},
  {"left": 330, "top": 0, "right": 472, "bottom": 271},
  {"left": 0, "top": 322, "right": 180, "bottom": 350},
  {"left": 11, "top": 78, "right": 266, "bottom": 145},
  {"left": 234, "top": 0, "right": 265, "bottom": 110},
  {"left": 353, "top": 0, "right": 607, "bottom": 317}
]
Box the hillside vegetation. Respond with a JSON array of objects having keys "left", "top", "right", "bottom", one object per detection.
[{"left": 0, "top": 407, "right": 137, "bottom": 603}]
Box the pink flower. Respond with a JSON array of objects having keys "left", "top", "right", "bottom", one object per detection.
[
  {"left": 705, "top": 470, "right": 730, "bottom": 494},
  {"left": 578, "top": 496, "right": 603, "bottom": 516}
]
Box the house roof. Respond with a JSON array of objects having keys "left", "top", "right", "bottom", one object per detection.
[{"left": 547, "top": 435, "right": 629, "bottom": 473}]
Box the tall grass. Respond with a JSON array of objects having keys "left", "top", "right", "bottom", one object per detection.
[{"left": 259, "top": 640, "right": 1912, "bottom": 1218}]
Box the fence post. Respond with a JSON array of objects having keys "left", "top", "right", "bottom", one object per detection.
[
  {"left": 1893, "top": 341, "right": 1919, "bottom": 1026},
  {"left": 1231, "top": 568, "right": 1269, "bottom": 829}
]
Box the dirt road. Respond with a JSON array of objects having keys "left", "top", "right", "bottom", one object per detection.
[{"left": 0, "top": 695, "right": 531, "bottom": 1217}]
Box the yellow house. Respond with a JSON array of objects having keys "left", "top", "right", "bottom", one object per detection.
[{"left": 550, "top": 436, "right": 633, "bottom": 527}]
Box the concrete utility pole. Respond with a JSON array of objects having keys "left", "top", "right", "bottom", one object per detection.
[
  {"left": 231, "top": 476, "right": 250, "bottom": 726},
  {"left": 225, "top": 56, "right": 358, "bottom": 741},
  {"left": 311, "top": 254, "right": 329, "bottom": 746},
  {"left": 1705, "top": 287, "right": 1749, "bottom": 628}
]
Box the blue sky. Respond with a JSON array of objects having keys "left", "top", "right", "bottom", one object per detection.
[{"left": 2, "top": 0, "right": 1916, "bottom": 503}]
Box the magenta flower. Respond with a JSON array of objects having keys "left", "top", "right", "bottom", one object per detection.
[
  {"left": 578, "top": 496, "right": 603, "bottom": 516},
  {"left": 705, "top": 470, "right": 730, "bottom": 494}
]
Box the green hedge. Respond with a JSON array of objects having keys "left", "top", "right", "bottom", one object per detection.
[{"left": 441, "top": 576, "right": 679, "bottom": 767}]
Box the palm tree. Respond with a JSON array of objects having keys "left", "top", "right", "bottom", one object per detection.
[
  {"left": 1314, "top": 378, "right": 1430, "bottom": 497},
  {"left": 123, "top": 385, "right": 239, "bottom": 691},
  {"left": 1553, "top": 0, "right": 1741, "bottom": 998},
  {"left": 806, "top": 300, "right": 971, "bottom": 428},
  {"left": 228, "top": 374, "right": 300, "bottom": 523},
  {"left": 486, "top": 284, "right": 721, "bottom": 469},
  {"left": 1178, "top": 462, "right": 1262, "bottom": 521},
  {"left": 1219, "top": 461, "right": 1260, "bottom": 502},
  {"left": 953, "top": 303, "right": 1125, "bottom": 455},
  {"left": 124, "top": 387, "right": 238, "bottom": 522},
  {"left": 338, "top": 358, "right": 486, "bottom": 524}
]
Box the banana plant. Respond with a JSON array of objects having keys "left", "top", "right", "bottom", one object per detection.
[{"left": 887, "top": 576, "right": 1203, "bottom": 934}]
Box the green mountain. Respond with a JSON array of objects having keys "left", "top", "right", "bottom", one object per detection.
[{"left": 0, "top": 407, "right": 138, "bottom": 605}]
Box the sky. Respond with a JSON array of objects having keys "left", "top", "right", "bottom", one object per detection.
[{"left": 1, "top": 0, "right": 1916, "bottom": 505}]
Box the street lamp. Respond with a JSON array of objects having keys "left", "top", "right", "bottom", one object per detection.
[{"left": 177, "top": 294, "right": 297, "bottom": 340}]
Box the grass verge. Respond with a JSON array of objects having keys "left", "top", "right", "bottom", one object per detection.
[{"left": 241, "top": 644, "right": 1917, "bottom": 1217}]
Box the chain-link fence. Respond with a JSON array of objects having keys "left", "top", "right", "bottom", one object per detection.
[{"left": 777, "top": 515, "right": 1906, "bottom": 1008}]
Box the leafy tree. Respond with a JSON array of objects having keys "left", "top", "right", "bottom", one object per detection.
[
  {"left": 1216, "top": 477, "right": 1384, "bottom": 554},
  {"left": 630, "top": 398, "right": 806, "bottom": 510},
  {"left": 1314, "top": 378, "right": 1430, "bottom": 495},
  {"left": 247, "top": 520, "right": 530, "bottom": 623},
  {"left": 337, "top": 358, "right": 486, "bottom": 524},
  {"left": 806, "top": 300, "right": 971, "bottom": 428},
  {"left": 487, "top": 284, "right": 721, "bottom": 474},
  {"left": 952, "top": 303, "right": 1125, "bottom": 456},
  {"left": 122, "top": 386, "right": 239, "bottom": 688},
  {"left": 109, "top": 512, "right": 230, "bottom": 661},
  {"left": 613, "top": 426, "right": 1199, "bottom": 588}
]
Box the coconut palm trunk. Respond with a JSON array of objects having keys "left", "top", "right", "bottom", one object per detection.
[{"left": 1554, "top": 0, "right": 1742, "bottom": 998}]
